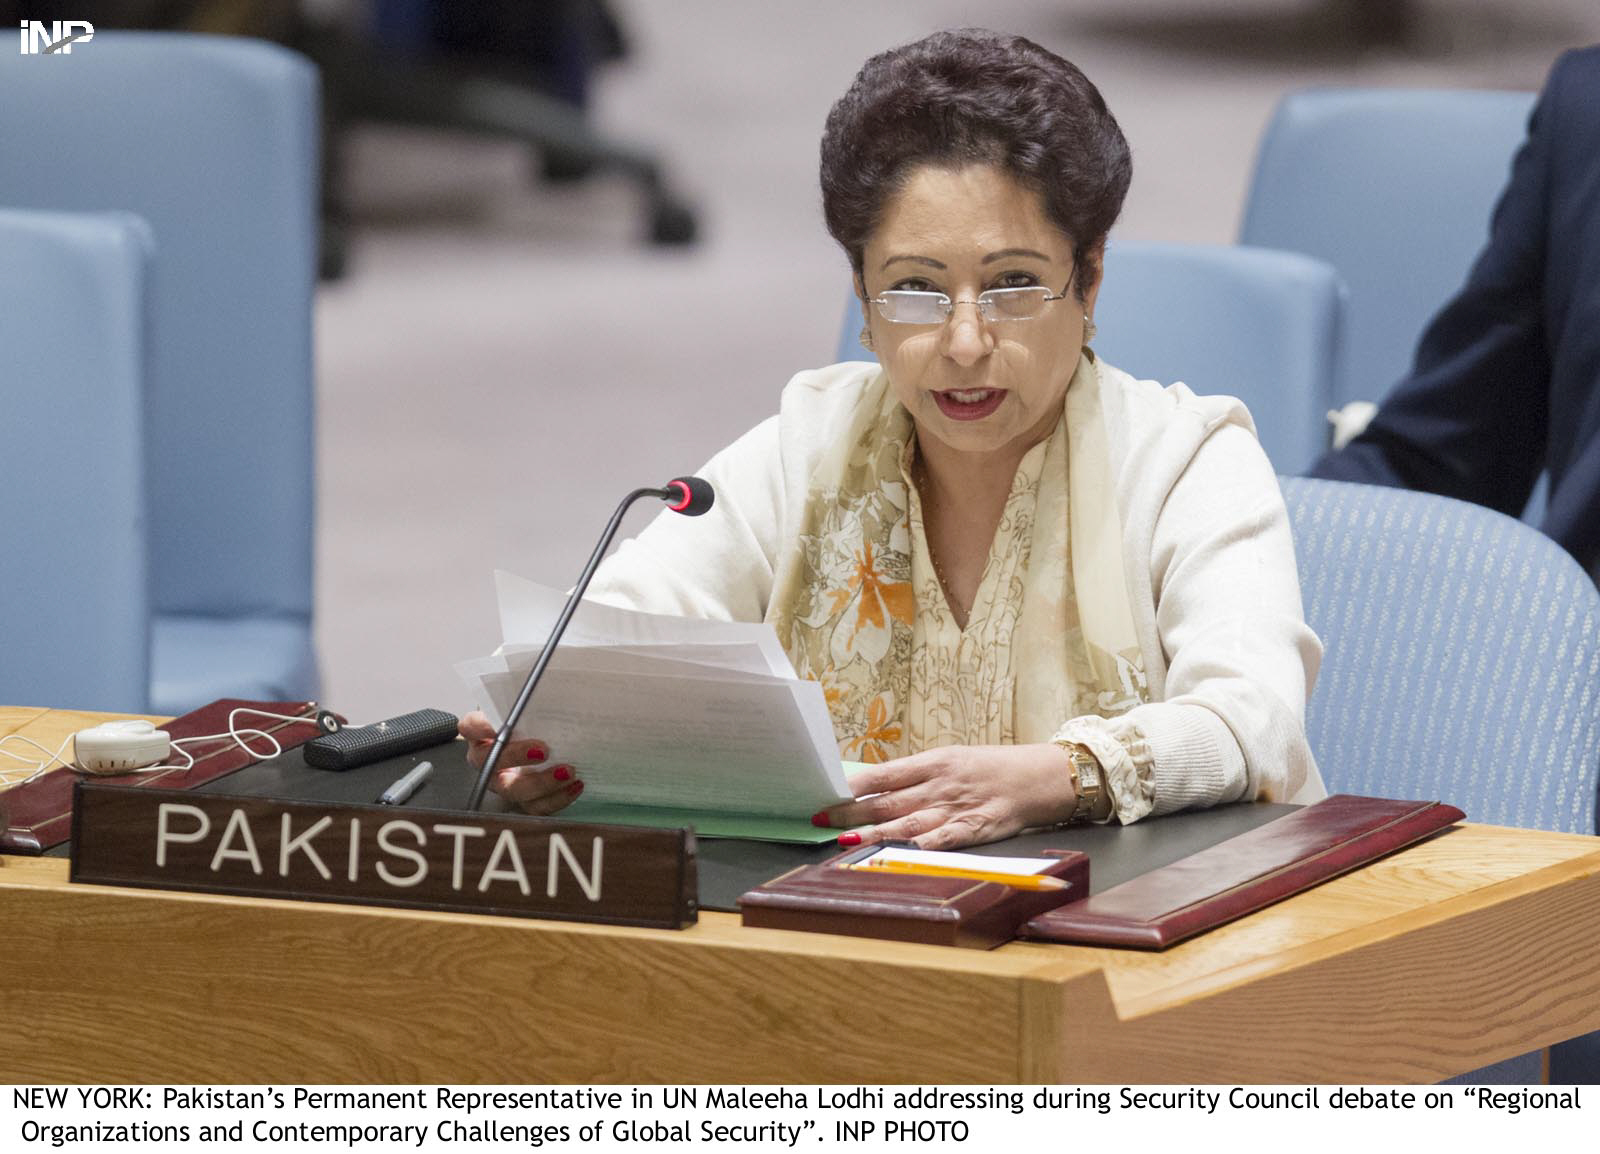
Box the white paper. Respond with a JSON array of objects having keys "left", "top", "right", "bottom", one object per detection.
[
  {"left": 499, "top": 642, "right": 780, "bottom": 681},
  {"left": 495, "top": 570, "right": 793, "bottom": 676},
  {"left": 860, "top": 847, "right": 1055, "bottom": 875},
  {"left": 456, "top": 574, "right": 853, "bottom": 816}
]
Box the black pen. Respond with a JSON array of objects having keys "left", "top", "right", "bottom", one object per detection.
[{"left": 377, "top": 760, "right": 433, "bottom": 806}]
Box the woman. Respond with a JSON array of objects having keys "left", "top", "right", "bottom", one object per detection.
[{"left": 463, "top": 29, "right": 1325, "bottom": 847}]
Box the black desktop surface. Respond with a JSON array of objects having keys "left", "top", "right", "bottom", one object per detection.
[{"left": 178, "top": 737, "right": 1293, "bottom": 913}]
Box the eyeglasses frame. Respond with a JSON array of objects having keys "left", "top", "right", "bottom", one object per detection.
[{"left": 867, "top": 280, "right": 1076, "bottom": 326}]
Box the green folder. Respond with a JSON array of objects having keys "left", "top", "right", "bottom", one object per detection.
[{"left": 561, "top": 761, "right": 872, "bottom": 843}]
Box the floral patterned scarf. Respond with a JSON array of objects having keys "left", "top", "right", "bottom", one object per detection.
[{"left": 767, "top": 354, "right": 1150, "bottom": 762}]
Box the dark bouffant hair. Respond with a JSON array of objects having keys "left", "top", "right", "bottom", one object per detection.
[{"left": 820, "top": 29, "right": 1132, "bottom": 301}]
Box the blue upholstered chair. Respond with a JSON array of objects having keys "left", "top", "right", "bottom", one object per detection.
[
  {"left": 0, "top": 33, "right": 321, "bottom": 714},
  {"left": 1088, "top": 241, "right": 1343, "bottom": 475},
  {"left": 837, "top": 240, "right": 1345, "bottom": 474},
  {"left": 1281, "top": 477, "right": 1600, "bottom": 1082},
  {"left": 1240, "top": 88, "right": 1536, "bottom": 411},
  {"left": 0, "top": 210, "right": 151, "bottom": 712}
]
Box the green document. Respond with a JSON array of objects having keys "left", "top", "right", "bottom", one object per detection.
[{"left": 562, "top": 761, "right": 871, "bottom": 843}]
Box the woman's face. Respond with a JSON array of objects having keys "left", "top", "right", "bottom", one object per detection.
[{"left": 860, "top": 164, "right": 1099, "bottom": 461}]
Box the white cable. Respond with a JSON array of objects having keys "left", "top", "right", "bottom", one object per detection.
[
  {"left": 0, "top": 733, "right": 78, "bottom": 786},
  {"left": 140, "top": 707, "right": 360, "bottom": 774},
  {"left": 0, "top": 706, "right": 366, "bottom": 782}
]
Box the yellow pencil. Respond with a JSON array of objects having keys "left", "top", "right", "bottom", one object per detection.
[{"left": 845, "top": 859, "right": 1069, "bottom": 891}]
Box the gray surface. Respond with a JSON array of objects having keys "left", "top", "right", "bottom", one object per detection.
[
  {"left": 197, "top": 734, "right": 488, "bottom": 811},
  {"left": 189, "top": 738, "right": 1297, "bottom": 913},
  {"left": 694, "top": 801, "right": 1297, "bottom": 912}
]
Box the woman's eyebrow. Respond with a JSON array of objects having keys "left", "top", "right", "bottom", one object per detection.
[
  {"left": 982, "top": 247, "right": 1051, "bottom": 264},
  {"left": 879, "top": 254, "right": 946, "bottom": 271}
]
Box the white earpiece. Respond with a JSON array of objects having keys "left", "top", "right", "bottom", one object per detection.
[
  {"left": 73, "top": 720, "right": 172, "bottom": 774},
  {"left": 1, "top": 705, "right": 357, "bottom": 787}
]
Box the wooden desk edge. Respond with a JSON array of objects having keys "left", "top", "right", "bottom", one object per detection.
[
  {"left": 0, "top": 854, "right": 1103, "bottom": 984},
  {"left": 16, "top": 837, "right": 1595, "bottom": 1084},
  {"left": 1105, "top": 835, "right": 1600, "bottom": 1019},
  {"left": 4, "top": 813, "right": 1594, "bottom": 1020}
]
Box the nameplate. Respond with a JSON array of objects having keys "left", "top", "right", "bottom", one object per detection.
[{"left": 69, "top": 783, "right": 697, "bottom": 929}]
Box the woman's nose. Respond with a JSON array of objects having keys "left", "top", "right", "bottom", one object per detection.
[{"left": 940, "top": 300, "right": 992, "bottom": 366}]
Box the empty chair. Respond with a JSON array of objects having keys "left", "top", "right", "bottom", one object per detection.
[
  {"left": 0, "top": 209, "right": 151, "bottom": 713},
  {"left": 311, "top": 1, "right": 699, "bottom": 251},
  {"left": 1281, "top": 476, "right": 1600, "bottom": 1082},
  {"left": 1241, "top": 87, "right": 1536, "bottom": 410},
  {"left": 1284, "top": 477, "right": 1600, "bottom": 832},
  {"left": 0, "top": 33, "right": 321, "bottom": 714},
  {"left": 1089, "top": 241, "right": 1343, "bottom": 475},
  {"left": 837, "top": 240, "right": 1344, "bottom": 474}
]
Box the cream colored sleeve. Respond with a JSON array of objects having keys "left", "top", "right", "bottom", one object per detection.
[
  {"left": 581, "top": 416, "right": 786, "bottom": 623},
  {"left": 1058, "top": 421, "right": 1323, "bottom": 822}
]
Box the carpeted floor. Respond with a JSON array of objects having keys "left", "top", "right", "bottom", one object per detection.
[{"left": 313, "top": 0, "right": 1600, "bottom": 725}]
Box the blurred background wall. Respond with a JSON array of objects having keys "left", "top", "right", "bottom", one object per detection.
[{"left": 311, "top": 0, "right": 1600, "bottom": 723}]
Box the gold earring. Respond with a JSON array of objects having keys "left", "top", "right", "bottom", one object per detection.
[
  {"left": 1082, "top": 314, "right": 1097, "bottom": 344},
  {"left": 859, "top": 325, "right": 875, "bottom": 351}
]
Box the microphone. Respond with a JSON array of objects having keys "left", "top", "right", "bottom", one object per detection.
[
  {"left": 465, "top": 476, "right": 716, "bottom": 810},
  {"left": 664, "top": 475, "right": 714, "bottom": 516}
]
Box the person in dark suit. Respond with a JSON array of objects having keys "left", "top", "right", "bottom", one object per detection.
[{"left": 1310, "top": 46, "right": 1600, "bottom": 576}]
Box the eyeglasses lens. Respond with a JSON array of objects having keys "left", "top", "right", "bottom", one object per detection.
[
  {"left": 874, "top": 291, "right": 948, "bottom": 324},
  {"left": 979, "top": 287, "right": 1051, "bottom": 321}
]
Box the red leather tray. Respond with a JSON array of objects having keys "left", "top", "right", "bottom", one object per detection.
[
  {"left": 740, "top": 843, "right": 1089, "bottom": 949},
  {"left": 1022, "top": 794, "right": 1464, "bottom": 949},
  {"left": 1, "top": 699, "right": 331, "bottom": 855}
]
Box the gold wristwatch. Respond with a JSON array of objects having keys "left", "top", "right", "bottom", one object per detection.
[{"left": 1055, "top": 740, "right": 1113, "bottom": 824}]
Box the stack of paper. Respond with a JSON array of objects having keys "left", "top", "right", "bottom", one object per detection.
[{"left": 457, "top": 572, "right": 857, "bottom": 840}]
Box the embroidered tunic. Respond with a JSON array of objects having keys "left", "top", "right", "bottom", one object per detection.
[{"left": 585, "top": 360, "right": 1326, "bottom": 822}]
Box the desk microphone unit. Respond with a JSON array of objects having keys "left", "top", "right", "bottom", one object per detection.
[{"left": 465, "top": 476, "right": 714, "bottom": 811}]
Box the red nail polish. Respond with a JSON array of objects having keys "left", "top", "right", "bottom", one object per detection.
[
  {"left": 837, "top": 832, "right": 861, "bottom": 847},
  {"left": 552, "top": 765, "right": 572, "bottom": 782},
  {"left": 525, "top": 747, "right": 545, "bottom": 762},
  {"left": 810, "top": 811, "right": 830, "bottom": 828},
  {"left": 568, "top": 780, "right": 584, "bottom": 796}
]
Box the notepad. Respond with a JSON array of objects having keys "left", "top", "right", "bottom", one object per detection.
[
  {"left": 457, "top": 573, "right": 856, "bottom": 829},
  {"left": 859, "top": 846, "right": 1057, "bottom": 875}
]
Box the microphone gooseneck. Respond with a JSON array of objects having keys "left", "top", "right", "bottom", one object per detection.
[{"left": 465, "top": 477, "right": 715, "bottom": 811}]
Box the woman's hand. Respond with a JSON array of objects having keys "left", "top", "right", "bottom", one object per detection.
[
  {"left": 813, "top": 743, "right": 1077, "bottom": 850},
  {"left": 459, "top": 710, "right": 584, "bottom": 815}
]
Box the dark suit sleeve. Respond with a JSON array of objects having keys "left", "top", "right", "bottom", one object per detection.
[{"left": 1307, "top": 60, "right": 1565, "bottom": 517}]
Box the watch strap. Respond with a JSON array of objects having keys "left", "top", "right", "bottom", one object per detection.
[{"left": 1055, "top": 740, "right": 1105, "bottom": 824}]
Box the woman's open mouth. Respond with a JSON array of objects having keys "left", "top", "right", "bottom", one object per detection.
[{"left": 933, "top": 388, "right": 1007, "bottom": 421}]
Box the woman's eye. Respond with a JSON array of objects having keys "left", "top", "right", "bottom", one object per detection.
[
  {"left": 992, "top": 271, "right": 1042, "bottom": 290},
  {"left": 889, "top": 278, "right": 938, "bottom": 294}
]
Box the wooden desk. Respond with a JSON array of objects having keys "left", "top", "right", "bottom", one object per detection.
[{"left": 4, "top": 706, "right": 1599, "bottom": 1083}]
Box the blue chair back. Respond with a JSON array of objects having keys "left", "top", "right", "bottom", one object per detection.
[
  {"left": 1241, "top": 88, "right": 1536, "bottom": 409},
  {"left": 0, "top": 33, "right": 318, "bottom": 622},
  {"left": 0, "top": 210, "right": 151, "bottom": 712},
  {"left": 1090, "top": 241, "right": 1342, "bottom": 474},
  {"left": 838, "top": 240, "right": 1345, "bottom": 474},
  {"left": 1281, "top": 477, "right": 1600, "bottom": 836}
]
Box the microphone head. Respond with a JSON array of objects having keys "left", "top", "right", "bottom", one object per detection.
[{"left": 664, "top": 475, "right": 715, "bottom": 516}]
